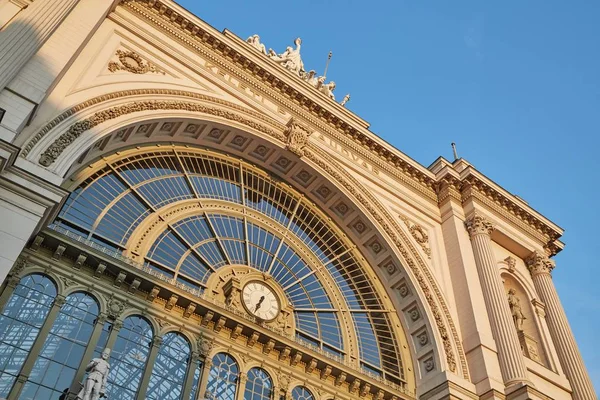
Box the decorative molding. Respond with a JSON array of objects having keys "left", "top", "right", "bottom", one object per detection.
[
  {"left": 108, "top": 49, "right": 165, "bottom": 75},
  {"left": 21, "top": 89, "right": 285, "bottom": 158},
  {"left": 121, "top": 0, "right": 564, "bottom": 254},
  {"left": 305, "top": 146, "right": 467, "bottom": 379},
  {"left": 465, "top": 213, "right": 494, "bottom": 238},
  {"left": 285, "top": 118, "right": 311, "bottom": 157},
  {"left": 525, "top": 251, "right": 555, "bottom": 276},
  {"left": 37, "top": 99, "right": 285, "bottom": 167},
  {"left": 399, "top": 215, "right": 431, "bottom": 258}
]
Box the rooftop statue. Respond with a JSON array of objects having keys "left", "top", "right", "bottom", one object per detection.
[
  {"left": 244, "top": 35, "right": 348, "bottom": 106},
  {"left": 246, "top": 34, "right": 267, "bottom": 55},
  {"left": 268, "top": 37, "right": 305, "bottom": 76},
  {"left": 340, "top": 94, "right": 350, "bottom": 107},
  {"left": 319, "top": 79, "right": 336, "bottom": 100}
]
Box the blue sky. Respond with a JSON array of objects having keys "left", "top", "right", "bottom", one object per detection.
[{"left": 179, "top": 0, "right": 600, "bottom": 391}]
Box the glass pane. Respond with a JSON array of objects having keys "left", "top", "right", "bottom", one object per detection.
[
  {"left": 244, "top": 368, "right": 272, "bottom": 400},
  {"left": 19, "top": 292, "right": 98, "bottom": 400},
  {"left": 146, "top": 333, "right": 191, "bottom": 400},
  {"left": 0, "top": 274, "right": 56, "bottom": 399},
  {"left": 291, "top": 386, "right": 314, "bottom": 400},
  {"left": 105, "top": 316, "right": 153, "bottom": 400},
  {"left": 205, "top": 353, "right": 238, "bottom": 400}
]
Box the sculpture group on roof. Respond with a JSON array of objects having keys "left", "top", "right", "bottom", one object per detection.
[{"left": 246, "top": 35, "right": 350, "bottom": 107}]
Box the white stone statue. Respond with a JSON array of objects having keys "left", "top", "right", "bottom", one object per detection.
[
  {"left": 268, "top": 37, "right": 305, "bottom": 76},
  {"left": 507, "top": 289, "right": 526, "bottom": 332},
  {"left": 246, "top": 34, "right": 267, "bottom": 55},
  {"left": 77, "top": 348, "right": 110, "bottom": 400},
  {"left": 319, "top": 80, "right": 336, "bottom": 100},
  {"left": 304, "top": 70, "right": 319, "bottom": 87},
  {"left": 340, "top": 94, "right": 350, "bottom": 107}
]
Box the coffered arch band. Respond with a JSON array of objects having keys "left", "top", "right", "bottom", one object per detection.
[{"left": 22, "top": 90, "right": 467, "bottom": 381}]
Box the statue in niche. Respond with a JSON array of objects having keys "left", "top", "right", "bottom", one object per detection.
[
  {"left": 507, "top": 289, "right": 526, "bottom": 332},
  {"left": 76, "top": 348, "right": 110, "bottom": 400},
  {"left": 269, "top": 37, "right": 305, "bottom": 76},
  {"left": 246, "top": 34, "right": 267, "bottom": 55}
]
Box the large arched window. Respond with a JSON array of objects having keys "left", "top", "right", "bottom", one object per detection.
[
  {"left": 291, "top": 386, "right": 314, "bottom": 400},
  {"left": 55, "top": 148, "right": 408, "bottom": 383},
  {"left": 206, "top": 353, "right": 238, "bottom": 400},
  {"left": 146, "top": 332, "right": 191, "bottom": 400},
  {"left": 19, "top": 292, "right": 99, "bottom": 400},
  {"left": 244, "top": 367, "right": 272, "bottom": 400},
  {"left": 106, "top": 316, "right": 153, "bottom": 400},
  {"left": 0, "top": 274, "right": 57, "bottom": 398}
]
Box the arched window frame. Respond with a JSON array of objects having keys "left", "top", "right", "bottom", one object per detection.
[
  {"left": 105, "top": 315, "right": 154, "bottom": 400},
  {"left": 205, "top": 352, "right": 239, "bottom": 400},
  {"left": 243, "top": 367, "right": 273, "bottom": 400},
  {"left": 19, "top": 291, "right": 100, "bottom": 400},
  {"left": 291, "top": 385, "right": 315, "bottom": 400},
  {"left": 0, "top": 273, "right": 57, "bottom": 398},
  {"left": 146, "top": 331, "right": 192, "bottom": 400}
]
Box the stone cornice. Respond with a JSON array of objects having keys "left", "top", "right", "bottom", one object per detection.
[
  {"left": 432, "top": 160, "right": 564, "bottom": 255},
  {"left": 59, "top": 0, "right": 562, "bottom": 255},
  {"left": 119, "top": 0, "right": 439, "bottom": 200}
]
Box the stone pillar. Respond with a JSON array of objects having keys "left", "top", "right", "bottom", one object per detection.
[
  {"left": 197, "top": 356, "right": 213, "bottom": 400},
  {"left": 235, "top": 371, "right": 248, "bottom": 400},
  {"left": 526, "top": 252, "right": 596, "bottom": 400},
  {"left": 136, "top": 335, "right": 163, "bottom": 400},
  {"left": 182, "top": 352, "right": 202, "bottom": 400},
  {"left": 104, "top": 318, "right": 123, "bottom": 352},
  {"left": 0, "top": 0, "right": 79, "bottom": 92},
  {"left": 8, "top": 294, "right": 66, "bottom": 398},
  {"left": 465, "top": 213, "right": 531, "bottom": 387}
]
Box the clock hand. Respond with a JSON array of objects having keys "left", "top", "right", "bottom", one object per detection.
[{"left": 255, "top": 295, "right": 265, "bottom": 312}]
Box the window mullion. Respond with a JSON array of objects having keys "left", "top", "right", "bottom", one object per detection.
[{"left": 7, "top": 294, "right": 66, "bottom": 399}]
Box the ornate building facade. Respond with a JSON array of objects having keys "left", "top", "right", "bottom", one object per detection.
[{"left": 0, "top": 1, "right": 595, "bottom": 400}]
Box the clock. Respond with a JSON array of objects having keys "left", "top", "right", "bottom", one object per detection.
[{"left": 242, "top": 281, "right": 280, "bottom": 321}]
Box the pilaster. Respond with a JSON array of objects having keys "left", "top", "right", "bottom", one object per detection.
[
  {"left": 465, "top": 213, "right": 531, "bottom": 388},
  {"left": 526, "top": 252, "right": 596, "bottom": 400},
  {"left": 438, "top": 181, "right": 504, "bottom": 394},
  {"left": 182, "top": 352, "right": 202, "bottom": 400},
  {"left": 197, "top": 356, "right": 213, "bottom": 400}
]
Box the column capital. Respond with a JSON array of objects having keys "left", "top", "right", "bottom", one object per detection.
[
  {"left": 526, "top": 251, "right": 555, "bottom": 276},
  {"left": 465, "top": 213, "right": 495, "bottom": 238}
]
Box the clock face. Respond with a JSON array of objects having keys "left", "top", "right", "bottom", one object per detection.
[{"left": 242, "top": 281, "right": 280, "bottom": 321}]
